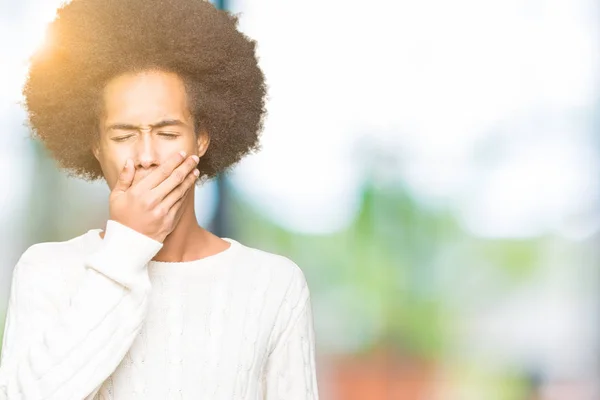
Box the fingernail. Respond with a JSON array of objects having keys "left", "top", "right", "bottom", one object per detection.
[
  {"left": 179, "top": 150, "right": 187, "bottom": 158},
  {"left": 191, "top": 155, "right": 199, "bottom": 163},
  {"left": 193, "top": 169, "right": 200, "bottom": 177}
]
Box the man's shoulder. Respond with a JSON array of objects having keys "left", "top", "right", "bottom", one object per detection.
[
  {"left": 235, "top": 241, "right": 310, "bottom": 300},
  {"left": 23, "top": 231, "right": 92, "bottom": 259},
  {"left": 17, "top": 230, "right": 96, "bottom": 274},
  {"left": 10, "top": 231, "right": 96, "bottom": 305},
  {"left": 238, "top": 241, "right": 302, "bottom": 273}
]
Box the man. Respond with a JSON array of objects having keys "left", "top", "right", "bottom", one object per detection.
[{"left": 0, "top": 0, "right": 319, "bottom": 399}]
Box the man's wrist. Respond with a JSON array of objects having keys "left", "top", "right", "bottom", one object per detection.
[{"left": 85, "top": 220, "right": 164, "bottom": 289}]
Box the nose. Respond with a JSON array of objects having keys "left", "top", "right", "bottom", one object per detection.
[{"left": 134, "top": 131, "right": 159, "bottom": 170}]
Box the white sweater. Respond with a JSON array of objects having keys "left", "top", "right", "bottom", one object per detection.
[{"left": 0, "top": 220, "right": 319, "bottom": 400}]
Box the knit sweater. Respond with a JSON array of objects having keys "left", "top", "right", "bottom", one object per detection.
[{"left": 0, "top": 220, "right": 319, "bottom": 399}]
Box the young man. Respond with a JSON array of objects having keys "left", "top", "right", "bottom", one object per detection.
[{"left": 0, "top": 0, "right": 319, "bottom": 399}]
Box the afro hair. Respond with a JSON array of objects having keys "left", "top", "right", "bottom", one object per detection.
[{"left": 23, "top": 0, "right": 267, "bottom": 182}]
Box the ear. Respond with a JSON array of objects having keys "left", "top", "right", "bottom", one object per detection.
[
  {"left": 92, "top": 142, "right": 101, "bottom": 162},
  {"left": 196, "top": 130, "right": 210, "bottom": 158}
]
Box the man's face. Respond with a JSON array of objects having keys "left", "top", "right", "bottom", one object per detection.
[{"left": 93, "top": 69, "right": 209, "bottom": 190}]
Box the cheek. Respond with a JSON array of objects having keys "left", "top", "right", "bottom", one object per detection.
[
  {"left": 97, "top": 151, "right": 128, "bottom": 186},
  {"left": 157, "top": 137, "right": 198, "bottom": 159}
]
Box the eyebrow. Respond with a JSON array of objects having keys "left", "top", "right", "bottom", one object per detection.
[{"left": 107, "top": 119, "right": 186, "bottom": 131}]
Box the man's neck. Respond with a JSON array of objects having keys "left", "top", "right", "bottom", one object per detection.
[{"left": 150, "top": 193, "right": 213, "bottom": 262}]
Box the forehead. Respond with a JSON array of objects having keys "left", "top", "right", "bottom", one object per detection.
[{"left": 101, "top": 70, "right": 192, "bottom": 126}]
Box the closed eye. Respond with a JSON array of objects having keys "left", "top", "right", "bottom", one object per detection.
[
  {"left": 112, "top": 133, "right": 179, "bottom": 142},
  {"left": 159, "top": 132, "right": 180, "bottom": 139},
  {"left": 112, "top": 135, "right": 133, "bottom": 142}
]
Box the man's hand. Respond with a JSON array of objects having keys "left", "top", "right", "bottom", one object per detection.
[{"left": 108, "top": 151, "right": 200, "bottom": 242}]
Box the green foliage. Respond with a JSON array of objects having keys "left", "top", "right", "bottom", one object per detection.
[{"left": 228, "top": 177, "right": 546, "bottom": 361}]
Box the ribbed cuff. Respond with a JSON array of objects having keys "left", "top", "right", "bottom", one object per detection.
[{"left": 85, "top": 220, "right": 163, "bottom": 290}]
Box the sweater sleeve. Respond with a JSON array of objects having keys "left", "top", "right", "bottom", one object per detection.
[
  {"left": 0, "top": 220, "right": 163, "bottom": 400},
  {"left": 263, "top": 275, "right": 319, "bottom": 399}
]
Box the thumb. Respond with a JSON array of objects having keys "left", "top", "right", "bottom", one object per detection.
[{"left": 113, "top": 159, "right": 134, "bottom": 193}]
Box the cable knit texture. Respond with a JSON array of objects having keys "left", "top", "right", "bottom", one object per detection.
[{"left": 0, "top": 220, "right": 319, "bottom": 399}]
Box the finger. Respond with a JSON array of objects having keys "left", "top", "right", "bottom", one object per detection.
[
  {"left": 164, "top": 180, "right": 194, "bottom": 231},
  {"left": 112, "top": 159, "right": 134, "bottom": 193},
  {"left": 162, "top": 168, "right": 199, "bottom": 211},
  {"left": 137, "top": 150, "right": 188, "bottom": 191},
  {"left": 165, "top": 195, "right": 187, "bottom": 232},
  {"left": 152, "top": 155, "right": 199, "bottom": 200},
  {"left": 168, "top": 180, "right": 195, "bottom": 227}
]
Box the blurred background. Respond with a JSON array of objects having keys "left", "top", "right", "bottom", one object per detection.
[{"left": 1, "top": 0, "right": 599, "bottom": 398}]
